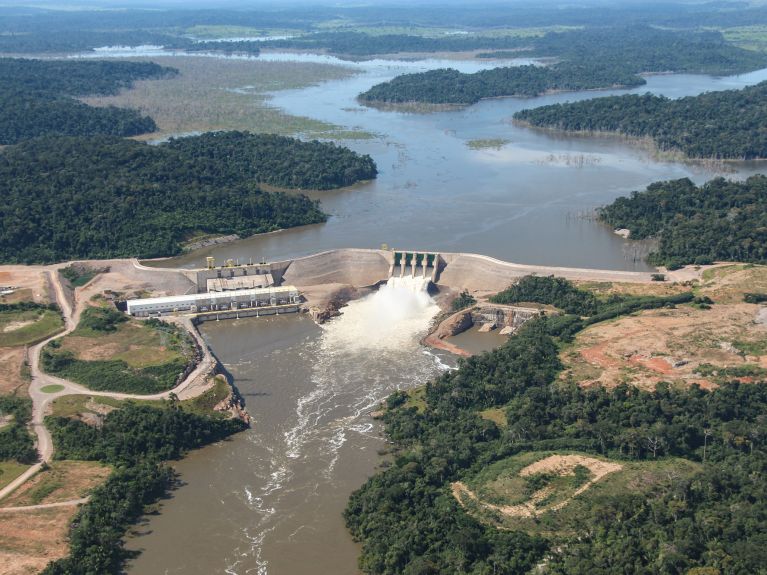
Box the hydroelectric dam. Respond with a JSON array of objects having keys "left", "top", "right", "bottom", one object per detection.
[{"left": 129, "top": 248, "right": 660, "bottom": 322}]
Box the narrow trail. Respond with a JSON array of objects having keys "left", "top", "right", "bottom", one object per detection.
[{"left": 0, "top": 498, "right": 89, "bottom": 513}]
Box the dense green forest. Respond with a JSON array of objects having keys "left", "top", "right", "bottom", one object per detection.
[
  {"left": 0, "top": 395, "right": 36, "bottom": 464},
  {"left": 0, "top": 59, "right": 175, "bottom": 144},
  {"left": 359, "top": 27, "right": 766, "bottom": 105},
  {"left": 598, "top": 175, "right": 767, "bottom": 268},
  {"left": 514, "top": 81, "right": 767, "bottom": 159},
  {"left": 0, "top": 133, "right": 376, "bottom": 263},
  {"left": 42, "top": 403, "right": 247, "bottom": 573},
  {"left": 345, "top": 276, "right": 767, "bottom": 574},
  {"left": 164, "top": 131, "right": 377, "bottom": 189},
  {"left": 7, "top": 2, "right": 767, "bottom": 54}
]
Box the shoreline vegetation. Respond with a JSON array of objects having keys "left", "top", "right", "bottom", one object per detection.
[
  {"left": 513, "top": 81, "right": 767, "bottom": 160},
  {"left": 357, "top": 26, "right": 767, "bottom": 107},
  {"left": 0, "top": 132, "right": 376, "bottom": 264},
  {"left": 82, "top": 56, "right": 375, "bottom": 141},
  {"left": 346, "top": 275, "right": 767, "bottom": 574},
  {"left": 598, "top": 175, "right": 767, "bottom": 268}
]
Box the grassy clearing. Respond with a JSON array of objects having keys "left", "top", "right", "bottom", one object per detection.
[
  {"left": 82, "top": 56, "right": 373, "bottom": 141},
  {"left": 180, "top": 375, "right": 232, "bottom": 417},
  {"left": 2, "top": 461, "right": 111, "bottom": 507},
  {"left": 457, "top": 451, "right": 700, "bottom": 537},
  {"left": 185, "top": 25, "right": 302, "bottom": 39},
  {"left": 63, "top": 315, "right": 185, "bottom": 369},
  {"left": 721, "top": 25, "right": 767, "bottom": 52},
  {"left": 0, "top": 309, "right": 63, "bottom": 348},
  {"left": 478, "top": 407, "right": 507, "bottom": 428},
  {"left": 466, "top": 138, "right": 510, "bottom": 150},
  {"left": 49, "top": 377, "right": 230, "bottom": 420},
  {"left": 44, "top": 312, "right": 196, "bottom": 394},
  {"left": 0, "top": 461, "right": 29, "bottom": 492},
  {"left": 403, "top": 387, "right": 427, "bottom": 413},
  {"left": 40, "top": 385, "right": 64, "bottom": 394}
]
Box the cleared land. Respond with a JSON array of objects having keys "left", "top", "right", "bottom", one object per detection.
[
  {"left": 1, "top": 461, "right": 110, "bottom": 508},
  {"left": 81, "top": 56, "right": 370, "bottom": 140},
  {"left": 44, "top": 305, "right": 196, "bottom": 394},
  {"left": 562, "top": 266, "right": 767, "bottom": 390},
  {"left": 0, "top": 506, "right": 77, "bottom": 574},
  {"left": 0, "top": 309, "right": 63, "bottom": 348},
  {"left": 0, "top": 347, "right": 27, "bottom": 395},
  {"left": 0, "top": 269, "right": 51, "bottom": 305},
  {"left": 453, "top": 450, "right": 700, "bottom": 535}
]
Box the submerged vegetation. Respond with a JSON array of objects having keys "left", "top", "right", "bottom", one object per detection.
[
  {"left": 0, "top": 133, "right": 376, "bottom": 263},
  {"left": 346, "top": 276, "right": 767, "bottom": 574},
  {"left": 598, "top": 175, "right": 767, "bottom": 268}
]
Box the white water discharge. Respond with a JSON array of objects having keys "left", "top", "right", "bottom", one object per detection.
[
  {"left": 220, "top": 277, "right": 446, "bottom": 574},
  {"left": 321, "top": 275, "right": 440, "bottom": 352}
]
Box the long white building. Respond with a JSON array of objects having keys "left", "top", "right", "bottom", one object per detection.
[{"left": 127, "top": 286, "right": 300, "bottom": 317}]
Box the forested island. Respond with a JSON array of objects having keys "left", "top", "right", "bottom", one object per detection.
[
  {"left": 598, "top": 175, "right": 767, "bottom": 268},
  {"left": 514, "top": 81, "right": 767, "bottom": 159},
  {"left": 0, "top": 59, "right": 176, "bottom": 144},
  {"left": 346, "top": 276, "right": 766, "bottom": 574},
  {"left": 0, "top": 133, "right": 377, "bottom": 263},
  {"left": 359, "top": 27, "right": 767, "bottom": 106}
]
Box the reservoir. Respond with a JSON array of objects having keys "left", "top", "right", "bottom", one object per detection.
[
  {"left": 127, "top": 53, "right": 767, "bottom": 574},
  {"left": 160, "top": 53, "right": 767, "bottom": 271}
]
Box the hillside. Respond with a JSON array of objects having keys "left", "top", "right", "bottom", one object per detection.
[
  {"left": 0, "top": 133, "right": 377, "bottom": 263},
  {"left": 345, "top": 275, "right": 767, "bottom": 574},
  {"left": 514, "top": 81, "right": 767, "bottom": 159}
]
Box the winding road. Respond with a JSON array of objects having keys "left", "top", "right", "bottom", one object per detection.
[{"left": 0, "top": 264, "right": 217, "bottom": 502}]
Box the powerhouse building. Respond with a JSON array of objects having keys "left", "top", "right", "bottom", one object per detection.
[{"left": 126, "top": 286, "right": 300, "bottom": 317}]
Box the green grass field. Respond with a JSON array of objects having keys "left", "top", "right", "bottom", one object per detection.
[
  {"left": 40, "top": 385, "right": 65, "bottom": 394},
  {"left": 0, "top": 309, "right": 64, "bottom": 347},
  {"left": 0, "top": 461, "right": 29, "bottom": 492}
]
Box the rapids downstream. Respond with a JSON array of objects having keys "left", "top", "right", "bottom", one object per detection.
[{"left": 126, "top": 276, "right": 451, "bottom": 574}]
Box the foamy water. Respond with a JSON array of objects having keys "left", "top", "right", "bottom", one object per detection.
[{"left": 320, "top": 275, "right": 439, "bottom": 352}]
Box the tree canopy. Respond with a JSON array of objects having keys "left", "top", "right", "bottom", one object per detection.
[
  {"left": 346, "top": 277, "right": 767, "bottom": 574},
  {"left": 0, "top": 133, "right": 376, "bottom": 263},
  {"left": 514, "top": 81, "right": 767, "bottom": 159},
  {"left": 598, "top": 175, "right": 767, "bottom": 268},
  {"left": 0, "top": 58, "right": 176, "bottom": 144},
  {"left": 359, "top": 27, "right": 767, "bottom": 106}
]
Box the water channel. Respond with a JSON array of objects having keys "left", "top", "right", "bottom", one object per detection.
[{"left": 125, "top": 51, "right": 767, "bottom": 574}]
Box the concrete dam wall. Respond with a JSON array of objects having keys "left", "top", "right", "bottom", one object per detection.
[
  {"left": 181, "top": 248, "right": 655, "bottom": 295},
  {"left": 280, "top": 249, "right": 392, "bottom": 288}
]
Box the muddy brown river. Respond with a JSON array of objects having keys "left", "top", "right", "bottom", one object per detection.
[{"left": 123, "top": 51, "right": 767, "bottom": 574}]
